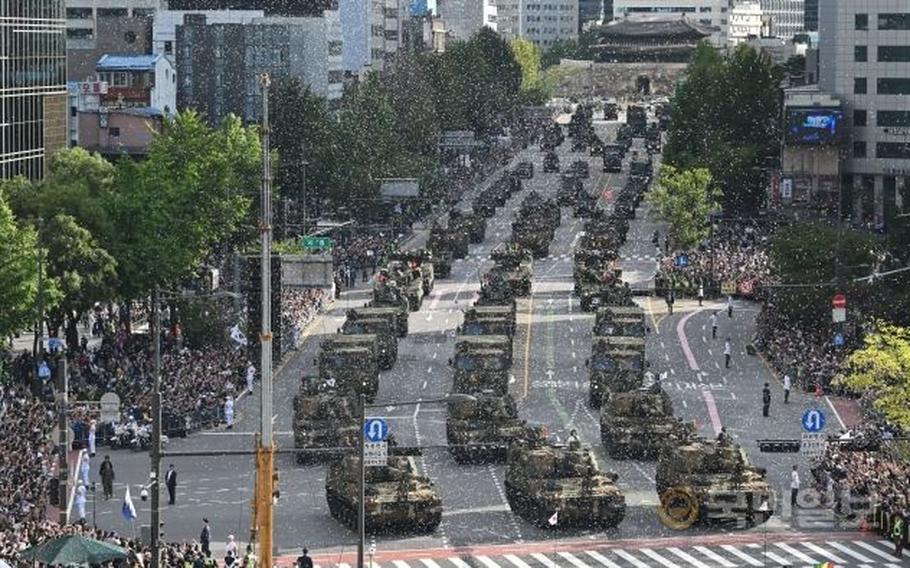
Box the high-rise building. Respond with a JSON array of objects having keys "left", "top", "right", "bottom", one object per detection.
[
  {"left": 579, "top": 0, "right": 603, "bottom": 27},
  {"left": 436, "top": 0, "right": 484, "bottom": 40},
  {"left": 612, "top": 0, "right": 732, "bottom": 45},
  {"left": 1, "top": 0, "right": 67, "bottom": 180},
  {"left": 818, "top": 0, "right": 910, "bottom": 224},
  {"left": 496, "top": 0, "right": 580, "bottom": 49},
  {"left": 803, "top": 0, "right": 817, "bottom": 31},
  {"left": 728, "top": 0, "right": 763, "bottom": 46},
  {"left": 759, "top": 0, "right": 803, "bottom": 39}
]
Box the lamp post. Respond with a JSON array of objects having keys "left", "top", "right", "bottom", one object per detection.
[{"left": 356, "top": 393, "right": 475, "bottom": 568}]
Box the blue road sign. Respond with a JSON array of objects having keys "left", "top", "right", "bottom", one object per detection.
[
  {"left": 802, "top": 409, "right": 826, "bottom": 433},
  {"left": 833, "top": 332, "right": 845, "bottom": 347},
  {"left": 675, "top": 254, "right": 689, "bottom": 268},
  {"left": 364, "top": 417, "right": 389, "bottom": 442}
]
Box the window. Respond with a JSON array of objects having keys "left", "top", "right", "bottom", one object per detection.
[
  {"left": 70, "top": 106, "right": 77, "bottom": 117},
  {"left": 134, "top": 8, "right": 155, "bottom": 17},
  {"left": 328, "top": 70, "right": 344, "bottom": 84},
  {"left": 66, "top": 7, "right": 92, "bottom": 18},
  {"left": 854, "top": 109, "right": 867, "bottom": 126},
  {"left": 878, "top": 111, "right": 910, "bottom": 127},
  {"left": 877, "top": 143, "right": 910, "bottom": 160},
  {"left": 109, "top": 127, "right": 121, "bottom": 137},
  {"left": 878, "top": 78, "right": 910, "bottom": 95},
  {"left": 855, "top": 46, "right": 867, "bottom": 62},
  {"left": 97, "top": 8, "right": 127, "bottom": 17},
  {"left": 854, "top": 77, "right": 867, "bottom": 94},
  {"left": 855, "top": 13, "right": 868, "bottom": 30},
  {"left": 878, "top": 46, "right": 910, "bottom": 63},
  {"left": 853, "top": 141, "right": 867, "bottom": 158},
  {"left": 328, "top": 40, "right": 342, "bottom": 56},
  {"left": 878, "top": 13, "right": 910, "bottom": 30},
  {"left": 66, "top": 28, "right": 93, "bottom": 40}
]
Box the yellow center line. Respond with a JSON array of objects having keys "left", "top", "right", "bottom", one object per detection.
[
  {"left": 646, "top": 295, "right": 663, "bottom": 333},
  {"left": 521, "top": 294, "right": 535, "bottom": 400}
]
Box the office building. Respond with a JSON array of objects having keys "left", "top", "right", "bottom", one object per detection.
[
  {"left": 153, "top": 9, "right": 264, "bottom": 57},
  {"left": 759, "top": 0, "right": 803, "bottom": 39},
  {"left": 579, "top": 0, "right": 603, "bottom": 26},
  {"left": 64, "top": 0, "right": 159, "bottom": 47},
  {"left": 1, "top": 0, "right": 67, "bottom": 180},
  {"left": 613, "top": 0, "right": 731, "bottom": 44},
  {"left": 496, "top": 0, "right": 580, "bottom": 48},
  {"left": 818, "top": 0, "right": 910, "bottom": 224},
  {"left": 436, "top": 0, "right": 484, "bottom": 40},
  {"left": 803, "top": 0, "right": 817, "bottom": 31},
  {"left": 369, "top": 0, "right": 411, "bottom": 72},
  {"left": 728, "top": 1, "right": 763, "bottom": 45}
]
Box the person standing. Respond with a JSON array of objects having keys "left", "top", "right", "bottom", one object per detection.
[
  {"left": 243, "top": 545, "right": 257, "bottom": 568},
  {"left": 75, "top": 480, "right": 87, "bottom": 523},
  {"left": 697, "top": 283, "right": 704, "bottom": 307},
  {"left": 200, "top": 519, "right": 211, "bottom": 555},
  {"left": 893, "top": 512, "right": 905, "bottom": 558},
  {"left": 783, "top": 373, "right": 792, "bottom": 404},
  {"left": 166, "top": 464, "right": 178, "bottom": 505},
  {"left": 81, "top": 454, "right": 91, "bottom": 487},
  {"left": 790, "top": 465, "right": 800, "bottom": 510},
  {"left": 726, "top": 295, "right": 734, "bottom": 318},
  {"left": 296, "top": 548, "right": 313, "bottom": 568},
  {"left": 710, "top": 312, "right": 718, "bottom": 339},
  {"left": 99, "top": 455, "right": 115, "bottom": 499},
  {"left": 224, "top": 396, "right": 235, "bottom": 430},
  {"left": 88, "top": 420, "right": 97, "bottom": 457},
  {"left": 724, "top": 338, "right": 732, "bottom": 369},
  {"left": 666, "top": 290, "right": 675, "bottom": 315},
  {"left": 225, "top": 535, "right": 238, "bottom": 561},
  {"left": 246, "top": 361, "right": 255, "bottom": 394},
  {"left": 762, "top": 383, "right": 771, "bottom": 417}
]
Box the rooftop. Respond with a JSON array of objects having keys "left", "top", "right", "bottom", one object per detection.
[
  {"left": 96, "top": 54, "right": 163, "bottom": 72},
  {"left": 596, "top": 17, "right": 715, "bottom": 40}
]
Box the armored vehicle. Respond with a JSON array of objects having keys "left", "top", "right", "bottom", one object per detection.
[
  {"left": 322, "top": 333, "right": 389, "bottom": 372},
  {"left": 589, "top": 135, "right": 604, "bottom": 157},
  {"left": 464, "top": 304, "right": 516, "bottom": 333},
  {"left": 593, "top": 306, "right": 646, "bottom": 337},
  {"left": 340, "top": 318, "right": 398, "bottom": 369},
  {"left": 515, "top": 161, "right": 534, "bottom": 179},
  {"left": 540, "top": 123, "right": 564, "bottom": 150},
  {"left": 587, "top": 337, "right": 646, "bottom": 407},
  {"left": 317, "top": 346, "right": 380, "bottom": 402},
  {"left": 655, "top": 438, "right": 773, "bottom": 528},
  {"left": 558, "top": 173, "right": 583, "bottom": 206},
  {"left": 472, "top": 192, "right": 497, "bottom": 218},
  {"left": 459, "top": 315, "right": 514, "bottom": 337},
  {"left": 456, "top": 334, "right": 513, "bottom": 364},
  {"left": 505, "top": 431, "right": 626, "bottom": 528},
  {"left": 293, "top": 379, "right": 359, "bottom": 463},
  {"left": 602, "top": 99, "right": 619, "bottom": 121},
  {"left": 372, "top": 276, "right": 412, "bottom": 316},
  {"left": 603, "top": 149, "right": 623, "bottom": 173},
  {"left": 446, "top": 392, "right": 529, "bottom": 463},
  {"left": 428, "top": 222, "right": 469, "bottom": 259},
  {"left": 520, "top": 192, "right": 560, "bottom": 229},
  {"left": 645, "top": 123, "right": 662, "bottom": 154},
  {"left": 449, "top": 209, "right": 487, "bottom": 244},
  {"left": 616, "top": 125, "right": 633, "bottom": 150},
  {"left": 543, "top": 151, "right": 560, "bottom": 173},
  {"left": 600, "top": 388, "right": 695, "bottom": 459},
  {"left": 626, "top": 105, "right": 647, "bottom": 136},
  {"left": 485, "top": 245, "right": 533, "bottom": 297},
  {"left": 374, "top": 266, "right": 423, "bottom": 312},
  {"left": 571, "top": 160, "right": 590, "bottom": 179},
  {"left": 326, "top": 453, "right": 442, "bottom": 533},
  {"left": 348, "top": 306, "right": 408, "bottom": 338},
  {"left": 629, "top": 152, "right": 654, "bottom": 179},
  {"left": 511, "top": 221, "right": 551, "bottom": 259},
  {"left": 574, "top": 191, "right": 598, "bottom": 219},
  {"left": 451, "top": 347, "right": 511, "bottom": 396},
  {"left": 580, "top": 281, "right": 635, "bottom": 312}
]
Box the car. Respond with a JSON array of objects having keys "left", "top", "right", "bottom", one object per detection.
[
  {"left": 543, "top": 151, "right": 560, "bottom": 173},
  {"left": 514, "top": 161, "right": 534, "bottom": 179}
]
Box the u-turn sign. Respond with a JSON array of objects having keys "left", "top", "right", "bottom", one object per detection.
[
  {"left": 802, "top": 409, "right": 826, "bottom": 433},
  {"left": 364, "top": 417, "right": 389, "bottom": 442}
]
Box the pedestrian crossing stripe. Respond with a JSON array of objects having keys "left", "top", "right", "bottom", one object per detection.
[
  {"left": 311, "top": 539, "right": 906, "bottom": 568},
  {"left": 450, "top": 254, "right": 657, "bottom": 264}
]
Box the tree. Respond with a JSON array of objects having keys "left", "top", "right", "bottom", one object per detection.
[
  {"left": 0, "top": 190, "right": 40, "bottom": 340},
  {"left": 838, "top": 322, "right": 910, "bottom": 431},
  {"left": 646, "top": 165, "right": 721, "bottom": 250},
  {"left": 42, "top": 214, "right": 117, "bottom": 349},
  {"left": 382, "top": 54, "right": 440, "bottom": 156},
  {"left": 510, "top": 38, "right": 543, "bottom": 92}
]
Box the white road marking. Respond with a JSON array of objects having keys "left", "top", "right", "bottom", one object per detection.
[
  {"left": 557, "top": 551, "right": 592, "bottom": 568},
  {"left": 420, "top": 559, "right": 442, "bottom": 568},
  {"left": 692, "top": 546, "right": 736, "bottom": 567},
  {"left": 639, "top": 548, "right": 681, "bottom": 568},
  {"left": 665, "top": 547, "right": 711, "bottom": 568},
  {"left": 422, "top": 380, "right": 427, "bottom": 389},
  {"left": 774, "top": 542, "right": 818, "bottom": 564},
  {"left": 720, "top": 545, "right": 763, "bottom": 566},
  {"left": 826, "top": 541, "right": 873, "bottom": 563},
  {"left": 613, "top": 548, "right": 653, "bottom": 568},
  {"left": 853, "top": 540, "right": 904, "bottom": 562},
  {"left": 448, "top": 558, "right": 472, "bottom": 568},
  {"left": 530, "top": 553, "right": 560, "bottom": 568},
  {"left": 504, "top": 554, "right": 534, "bottom": 568},
  {"left": 800, "top": 542, "right": 847, "bottom": 564},
  {"left": 393, "top": 562, "right": 409, "bottom": 568},
  {"left": 749, "top": 544, "right": 790, "bottom": 566},
  {"left": 585, "top": 551, "right": 623, "bottom": 568}
]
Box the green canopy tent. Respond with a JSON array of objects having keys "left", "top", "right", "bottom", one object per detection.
[{"left": 19, "top": 535, "right": 129, "bottom": 566}]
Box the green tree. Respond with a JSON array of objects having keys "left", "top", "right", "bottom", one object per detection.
[
  {"left": 383, "top": 53, "right": 440, "bottom": 156},
  {"left": 0, "top": 190, "right": 40, "bottom": 340},
  {"left": 838, "top": 322, "right": 910, "bottom": 430},
  {"left": 646, "top": 165, "right": 721, "bottom": 249},
  {"left": 510, "top": 38, "right": 543, "bottom": 91},
  {"left": 42, "top": 214, "right": 118, "bottom": 349}
]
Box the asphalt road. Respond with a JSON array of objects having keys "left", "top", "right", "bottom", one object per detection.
[{"left": 86, "top": 117, "right": 849, "bottom": 557}]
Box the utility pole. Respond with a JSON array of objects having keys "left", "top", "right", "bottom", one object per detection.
[
  {"left": 300, "top": 145, "right": 308, "bottom": 236},
  {"left": 33, "top": 217, "right": 45, "bottom": 367},
  {"left": 150, "top": 287, "right": 162, "bottom": 568},
  {"left": 255, "top": 72, "right": 276, "bottom": 568},
  {"left": 54, "top": 356, "right": 68, "bottom": 525},
  {"left": 358, "top": 393, "right": 366, "bottom": 568}
]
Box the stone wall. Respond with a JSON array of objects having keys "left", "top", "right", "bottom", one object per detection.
[{"left": 552, "top": 60, "right": 690, "bottom": 99}]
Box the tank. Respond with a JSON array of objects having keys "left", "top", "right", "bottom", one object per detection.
[
  {"left": 389, "top": 250, "right": 435, "bottom": 294},
  {"left": 488, "top": 245, "right": 533, "bottom": 296},
  {"left": 655, "top": 438, "right": 773, "bottom": 528},
  {"left": 340, "top": 317, "right": 398, "bottom": 369},
  {"left": 429, "top": 222, "right": 469, "bottom": 259},
  {"left": 348, "top": 306, "right": 408, "bottom": 338},
  {"left": 326, "top": 332, "right": 392, "bottom": 371},
  {"left": 325, "top": 453, "right": 442, "bottom": 533},
  {"left": 593, "top": 306, "right": 646, "bottom": 337},
  {"left": 371, "top": 279, "right": 412, "bottom": 319},
  {"left": 455, "top": 334, "right": 513, "bottom": 364},
  {"left": 446, "top": 392, "right": 529, "bottom": 463},
  {"left": 375, "top": 264, "right": 423, "bottom": 312},
  {"left": 451, "top": 348, "right": 511, "bottom": 396},
  {"left": 511, "top": 220, "right": 552, "bottom": 259},
  {"left": 464, "top": 304, "right": 516, "bottom": 333},
  {"left": 587, "top": 337, "right": 646, "bottom": 407},
  {"left": 505, "top": 431, "right": 626, "bottom": 528},
  {"left": 600, "top": 388, "right": 695, "bottom": 459},
  {"left": 450, "top": 210, "right": 487, "bottom": 244},
  {"left": 459, "top": 315, "right": 514, "bottom": 338},
  {"left": 292, "top": 379, "right": 359, "bottom": 463},
  {"left": 317, "top": 346, "right": 380, "bottom": 402},
  {"left": 519, "top": 192, "right": 560, "bottom": 229},
  {"left": 543, "top": 151, "right": 560, "bottom": 173}
]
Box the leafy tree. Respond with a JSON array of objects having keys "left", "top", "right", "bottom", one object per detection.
[
  {"left": 646, "top": 165, "right": 721, "bottom": 250},
  {"left": 838, "top": 322, "right": 910, "bottom": 430},
  {"left": 42, "top": 214, "right": 117, "bottom": 349},
  {"left": 0, "top": 191, "right": 41, "bottom": 340},
  {"left": 510, "top": 38, "right": 543, "bottom": 92},
  {"left": 382, "top": 53, "right": 440, "bottom": 156}
]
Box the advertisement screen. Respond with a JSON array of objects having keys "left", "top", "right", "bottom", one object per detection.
[{"left": 786, "top": 108, "right": 844, "bottom": 145}]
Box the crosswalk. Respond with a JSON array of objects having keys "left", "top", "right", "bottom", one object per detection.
[
  {"left": 451, "top": 253, "right": 659, "bottom": 264},
  {"left": 315, "top": 540, "right": 907, "bottom": 568}
]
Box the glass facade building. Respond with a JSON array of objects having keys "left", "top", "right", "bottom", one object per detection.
[{"left": 1, "top": 0, "right": 67, "bottom": 180}]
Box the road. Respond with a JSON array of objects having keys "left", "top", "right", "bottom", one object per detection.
[{"left": 84, "top": 117, "right": 876, "bottom": 564}]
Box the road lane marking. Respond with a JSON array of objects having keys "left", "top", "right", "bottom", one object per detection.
[
  {"left": 825, "top": 395, "right": 848, "bottom": 430},
  {"left": 448, "top": 558, "right": 472, "bottom": 568},
  {"left": 826, "top": 542, "right": 873, "bottom": 563},
  {"left": 521, "top": 296, "right": 534, "bottom": 399},
  {"left": 558, "top": 552, "right": 592, "bottom": 568},
  {"left": 530, "top": 553, "right": 559, "bottom": 568},
  {"left": 420, "top": 559, "right": 442, "bottom": 568},
  {"left": 749, "top": 544, "right": 791, "bottom": 566},
  {"left": 692, "top": 546, "right": 736, "bottom": 567},
  {"left": 639, "top": 548, "right": 680, "bottom": 568},
  {"left": 504, "top": 554, "right": 534, "bottom": 568},
  {"left": 773, "top": 542, "right": 818, "bottom": 564},
  {"left": 852, "top": 540, "right": 904, "bottom": 562},
  {"left": 676, "top": 309, "right": 703, "bottom": 371},
  {"left": 720, "top": 545, "right": 763, "bottom": 566},
  {"left": 393, "top": 561, "right": 410, "bottom": 568},
  {"left": 800, "top": 542, "right": 846, "bottom": 564},
  {"left": 613, "top": 549, "right": 652, "bottom": 568},
  {"left": 665, "top": 547, "right": 711, "bottom": 568},
  {"left": 702, "top": 390, "right": 723, "bottom": 435},
  {"left": 476, "top": 556, "right": 501, "bottom": 568},
  {"left": 585, "top": 551, "right": 623, "bottom": 568}
]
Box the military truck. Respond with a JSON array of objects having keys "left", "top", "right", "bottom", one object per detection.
[
  {"left": 626, "top": 105, "right": 647, "bottom": 136},
  {"left": 451, "top": 347, "right": 511, "bottom": 396},
  {"left": 375, "top": 264, "right": 424, "bottom": 312},
  {"left": 655, "top": 438, "right": 773, "bottom": 528},
  {"left": 511, "top": 220, "right": 551, "bottom": 259},
  {"left": 558, "top": 173, "right": 583, "bottom": 206},
  {"left": 317, "top": 346, "right": 380, "bottom": 402},
  {"left": 629, "top": 152, "right": 654, "bottom": 179},
  {"left": 326, "top": 453, "right": 442, "bottom": 533},
  {"left": 571, "top": 160, "right": 590, "bottom": 179},
  {"left": 485, "top": 245, "right": 533, "bottom": 297},
  {"left": 460, "top": 311, "right": 514, "bottom": 337},
  {"left": 348, "top": 306, "right": 408, "bottom": 338},
  {"left": 593, "top": 306, "right": 647, "bottom": 337},
  {"left": 616, "top": 125, "right": 633, "bottom": 150},
  {"left": 574, "top": 191, "right": 598, "bottom": 219},
  {"left": 515, "top": 161, "right": 534, "bottom": 179},
  {"left": 602, "top": 98, "right": 619, "bottom": 121},
  {"left": 543, "top": 151, "right": 560, "bottom": 173},
  {"left": 293, "top": 378, "right": 359, "bottom": 463},
  {"left": 446, "top": 392, "right": 529, "bottom": 463},
  {"left": 340, "top": 318, "right": 397, "bottom": 369},
  {"left": 389, "top": 250, "right": 435, "bottom": 295},
  {"left": 456, "top": 334, "right": 513, "bottom": 364},
  {"left": 600, "top": 388, "right": 695, "bottom": 459},
  {"left": 449, "top": 209, "right": 487, "bottom": 244},
  {"left": 464, "top": 304, "right": 516, "bottom": 334},
  {"left": 322, "top": 333, "right": 389, "bottom": 372},
  {"left": 603, "top": 148, "right": 623, "bottom": 173},
  {"left": 428, "top": 222, "right": 469, "bottom": 259},
  {"left": 540, "top": 123, "right": 564, "bottom": 150},
  {"left": 645, "top": 122, "right": 662, "bottom": 154},
  {"left": 519, "top": 192, "right": 560, "bottom": 230},
  {"left": 505, "top": 430, "right": 626, "bottom": 528},
  {"left": 587, "top": 337, "right": 646, "bottom": 407}
]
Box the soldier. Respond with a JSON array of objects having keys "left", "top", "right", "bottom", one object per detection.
[
  {"left": 762, "top": 383, "right": 771, "bottom": 417},
  {"left": 567, "top": 429, "right": 581, "bottom": 450},
  {"left": 717, "top": 427, "right": 732, "bottom": 445},
  {"left": 710, "top": 311, "right": 718, "bottom": 339}
]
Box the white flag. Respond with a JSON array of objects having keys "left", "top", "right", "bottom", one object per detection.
[
  {"left": 230, "top": 324, "right": 247, "bottom": 346},
  {"left": 122, "top": 487, "right": 137, "bottom": 521},
  {"left": 548, "top": 511, "right": 559, "bottom": 526}
]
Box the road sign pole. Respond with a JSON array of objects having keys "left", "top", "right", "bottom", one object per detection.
[{"left": 358, "top": 393, "right": 366, "bottom": 568}]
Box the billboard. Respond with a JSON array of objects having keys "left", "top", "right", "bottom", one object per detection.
[
  {"left": 785, "top": 107, "right": 844, "bottom": 145},
  {"left": 380, "top": 178, "right": 420, "bottom": 199}
]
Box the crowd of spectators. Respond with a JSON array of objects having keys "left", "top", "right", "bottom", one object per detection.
[{"left": 280, "top": 287, "right": 327, "bottom": 355}]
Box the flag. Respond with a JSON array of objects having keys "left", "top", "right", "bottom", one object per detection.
[
  {"left": 122, "top": 487, "right": 137, "bottom": 521},
  {"left": 548, "top": 511, "right": 559, "bottom": 526},
  {"left": 230, "top": 325, "right": 247, "bottom": 347}
]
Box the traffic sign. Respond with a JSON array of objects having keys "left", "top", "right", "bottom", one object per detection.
[
  {"left": 674, "top": 254, "right": 689, "bottom": 268},
  {"left": 832, "top": 293, "right": 847, "bottom": 309},
  {"left": 833, "top": 332, "right": 845, "bottom": 347},
  {"left": 364, "top": 441, "right": 388, "bottom": 467},
  {"left": 802, "top": 408, "right": 826, "bottom": 432},
  {"left": 299, "top": 236, "right": 332, "bottom": 249},
  {"left": 364, "top": 417, "right": 389, "bottom": 442},
  {"left": 721, "top": 281, "right": 736, "bottom": 295},
  {"left": 99, "top": 392, "right": 121, "bottom": 423},
  {"left": 832, "top": 307, "right": 846, "bottom": 323},
  {"left": 800, "top": 433, "right": 827, "bottom": 459}
]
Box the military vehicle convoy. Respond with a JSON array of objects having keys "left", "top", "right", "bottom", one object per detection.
[
  {"left": 326, "top": 453, "right": 442, "bottom": 533},
  {"left": 600, "top": 388, "right": 695, "bottom": 459},
  {"left": 292, "top": 378, "right": 359, "bottom": 463},
  {"left": 388, "top": 250, "right": 435, "bottom": 295},
  {"left": 587, "top": 336, "right": 646, "bottom": 407},
  {"left": 348, "top": 306, "right": 408, "bottom": 338},
  {"left": 558, "top": 173, "right": 583, "bottom": 206},
  {"left": 456, "top": 334, "right": 513, "bottom": 363},
  {"left": 374, "top": 264, "right": 423, "bottom": 312},
  {"left": 316, "top": 346, "right": 380, "bottom": 402},
  {"left": 449, "top": 209, "right": 487, "bottom": 244},
  {"left": 505, "top": 429, "right": 626, "bottom": 528},
  {"left": 480, "top": 245, "right": 532, "bottom": 300},
  {"left": 461, "top": 305, "right": 515, "bottom": 337},
  {"left": 655, "top": 438, "right": 774, "bottom": 528},
  {"left": 446, "top": 392, "right": 529, "bottom": 463},
  {"left": 322, "top": 333, "right": 390, "bottom": 372},
  {"left": 593, "top": 306, "right": 647, "bottom": 337},
  {"left": 428, "top": 221, "right": 469, "bottom": 260},
  {"left": 519, "top": 192, "right": 560, "bottom": 230},
  {"left": 340, "top": 318, "right": 398, "bottom": 369},
  {"left": 450, "top": 345, "right": 511, "bottom": 396}
]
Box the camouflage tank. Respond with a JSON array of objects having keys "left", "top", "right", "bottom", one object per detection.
[
  {"left": 573, "top": 248, "right": 619, "bottom": 295},
  {"left": 511, "top": 219, "right": 552, "bottom": 259},
  {"left": 293, "top": 379, "right": 360, "bottom": 463},
  {"left": 488, "top": 245, "right": 533, "bottom": 296},
  {"left": 446, "top": 392, "right": 529, "bottom": 463},
  {"left": 389, "top": 250, "right": 435, "bottom": 294},
  {"left": 593, "top": 306, "right": 646, "bottom": 337},
  {"left": 463, "top": 304, "right": 516, "bottom": 334},
  {"left": 587, "top": 337, "right": 646, "bottom": 407},
  {"left": 325, "top": 453, "right": 442, "bottom": 533},
  {"left": 348, "top": 306, "right": 408, "bottom": 338},
  {"left": 450, "top": 209, "right": 487, "bottom": 244},
  {"left": 573, "top": 191, "right": 598, "bottom": 218},
  {"left": 428, "top": 222, "right": 469, "bottom": 259},
  {"left": 655, "top": 438, "right": 773, "bottom": 528},
  {"left": 504, "top": 430, "right": 626, "bottom": 528},
  {"left": 455, "top": 334, "right": 513, "bottom": 365},
  {"left": 520, "top": 192, "right": 560, "bottom": 229},
  {"left": 578, "top": 281, "right": 635, "bottom": 312},
  {"left": 371, "top": 278, "right": 412, "bottom": 319},
  {"left": 324, "top": 332, "right": 392, "bottom": 371},
  {"left": 600, "top": 388, "right": 696, "bottom": 459},
  {"left": 377, "top": 264, "right": 424, "bottom": 312},
  {"left": 317, "top": 346, "right": 380, "bottom": 402},
  {"left": 340, "top": 317, "right": 398, "bottom": 369},
  {"left": 450, "top": 347, "right": 511, "bottom": 396}
]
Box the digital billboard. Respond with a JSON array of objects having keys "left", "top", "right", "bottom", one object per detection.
[{"left": 785, "top": 107, "right": 844, "bottom": 145}]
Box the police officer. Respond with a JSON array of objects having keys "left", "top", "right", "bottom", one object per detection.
[{"left": 894, "top": 512, "right": 905, "bottom": 558}]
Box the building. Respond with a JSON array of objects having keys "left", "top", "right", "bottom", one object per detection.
[
  {"left": 153, "top": 9, "right": 265, "bottom": 57},
  {"left": 803, "top": 0, "right": 817, "bottom": 31},
  {"left": 64, "top": 0, "right": 159, "bottom": 47},
  {"left": 1, "top": 0, "right": 67, "bottom": 180},
  {"left": 95, "top": 54, "right": 176, "bottom": 112},
  {"left": 495, "top": 0, "right": 580, "bottom": 49},
  {"left": 67, "top": 13, "right": 153, "bottom": 81},
  {"left": 591, "top": 16, "right": 714, "bottom": 62},
  {"left": 368, "top": 0, "right": 411, "bottom": 72},
  {"left": 612, "top": 0, "right": 732, "bottom": 44},
  {"left": 176, "top": 11, "right": 344, "bottom": 124},
  {"left": 436, "top": 0, "right": 484, "bottom": 40},
  {"left": 728, "top": 1, "right": 763, "bottom": 46},
  {"left": 484, "top": 0, "right": 498, "bottom": 30},
  {"left": 579, "top": 0, "right": 604, "bottom": 27},
  {"left": 165, "top": 0, "right": 336, "bottom": 15},
  {"left": 758, "top": 0, "right": 803, "bottom": 39},
  {"left": 818, "top": 0, "right": 910, "bottom": 225}
]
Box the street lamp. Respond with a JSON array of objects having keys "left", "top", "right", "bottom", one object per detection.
[{"left": 356, "top": 393, "right": 476, "bottom": 568}]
